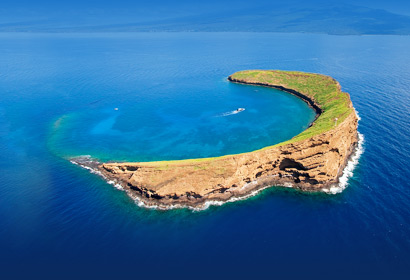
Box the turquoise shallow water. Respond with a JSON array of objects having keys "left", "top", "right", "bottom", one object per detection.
[
  {"left": 49, "top": 80, "right": 315, "bottom": 162},
  {"left": 1, "top": 33, "right": 410, "bottom": 279}
]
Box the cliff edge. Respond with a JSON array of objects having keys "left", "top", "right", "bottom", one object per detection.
[{"left": 73, "top": 70, "right": 359, "bottom": 209}]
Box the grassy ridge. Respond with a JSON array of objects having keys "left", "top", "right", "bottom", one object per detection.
[
  {"left": 111, "top": 70, "right": 354, "bottom": 167},
  {"left": 230, "top": 70, "right": 353, "bottom": 146}
]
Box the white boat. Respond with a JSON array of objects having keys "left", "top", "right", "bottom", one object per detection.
[{"left": 235, "top": 108, "right": 245, "bottom": 113}]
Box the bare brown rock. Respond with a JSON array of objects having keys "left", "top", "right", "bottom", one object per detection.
[{"left": 72, "top": 70, "right": 359, "bottom": 209}]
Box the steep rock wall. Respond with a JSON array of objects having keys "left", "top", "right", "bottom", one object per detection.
[{"left": 96, "top": 73, "right": 358, "bottom": 208}]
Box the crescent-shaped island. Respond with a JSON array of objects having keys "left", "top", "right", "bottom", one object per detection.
[{"left": 72, "top": 70, "right": 360, "bottom": 210}]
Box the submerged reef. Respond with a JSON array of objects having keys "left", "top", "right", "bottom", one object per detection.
[{"left": 72, "top": 70, "right": 359, "bottom": 210}]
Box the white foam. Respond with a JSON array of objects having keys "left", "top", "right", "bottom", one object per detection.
[
  {"left": 107, "top": 180, "right": 124, "bottom": 190},
  {"left": 192, "top": 184, "right": 273, "bottom": 211},
  {"left": 71, "top": 157, "right": 123, "bottom": 190},
  {"left": 122, "top": 180, "right": 274, "bottom": 212},
  {"left": 240, "top": 180, "right": 257, "bottom": 190},
  {"left": 218, "top": 109, "right": 245, "bottom": 117},
  {"left": 283, "top": 182, "right": 293, "bottom": 188},
  {"left": 322, "top": 110, "right": 364, "bottom": 194},
  {"left": 71, "top": 109, "right": 364, "bottom": 210}
]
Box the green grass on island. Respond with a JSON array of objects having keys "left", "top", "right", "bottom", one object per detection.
[
  {"left": 109, "top": 70, "right": 354, "bottom": 167},
  {"left": 230, "top": 70, "right": 353, "bottom": 146}
]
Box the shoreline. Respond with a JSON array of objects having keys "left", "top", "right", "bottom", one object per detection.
[
  {"left": 228, "top": 76, "right": 323, "bottom": 119},
  {"left": 71, "top": 131, "right": 363, "bottom": 210},
  {"left": 70, "top": 70, "right": 359, "bottom": 210}
]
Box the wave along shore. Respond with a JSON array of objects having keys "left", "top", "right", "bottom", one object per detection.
[{"left": 71, "top": 70, "right": 360, "bottom": 210}]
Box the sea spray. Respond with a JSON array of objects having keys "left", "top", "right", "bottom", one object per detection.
[
  {"left": 322, "top": 132, "right": 364, "bottom": 194},
  {"left": 323, "top": 110, "right": 364, "bottom": 194},
  {"left": 70, "top": 109, "right": 364, "bottom": 210},
  {"left": 70, "top": 156, "right": 276, "bottom": 211},
  {"left": 71, "top": 131, "right": 365, "bottom": 210}
]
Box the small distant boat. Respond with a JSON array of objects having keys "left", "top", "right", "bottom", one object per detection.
[
  {"left": 114, "top": 108, "right": 119, "bottom": 111},
  {"left": 218, "top": 108, "right": 246, "bottom": 117}
]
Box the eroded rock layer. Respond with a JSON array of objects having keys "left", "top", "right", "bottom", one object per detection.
[{"left": 74, "top": 70, "right": 359, "bottom": 209}]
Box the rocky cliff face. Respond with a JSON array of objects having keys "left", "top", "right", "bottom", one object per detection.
[{"left": 95, "top": 75, "right": 359, "bottom": 209}]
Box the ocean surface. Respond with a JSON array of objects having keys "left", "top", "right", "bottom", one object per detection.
[{"left": 0, "top": 32, "right": 409, "bottom": 279}]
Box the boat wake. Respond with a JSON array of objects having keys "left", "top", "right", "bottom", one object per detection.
[
  {"left": 218, "top": 108, "right": 245, "bottom": 117},
  {"left": 70, "top": 111, "right": 364, "bottom": 210}
]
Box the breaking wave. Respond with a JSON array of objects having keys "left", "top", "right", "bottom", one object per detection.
[
  {"left": 71, "top": 110, "right": 364, "bottom": 210},
  {"left": 70, "top": 155, "right": 274, "bottom": 211},
  {"left": 322, "top": 110, "right": 364, "bottom": 194},
  {"left": 70, "top": 155, "right": 124, "bottom": 191}
]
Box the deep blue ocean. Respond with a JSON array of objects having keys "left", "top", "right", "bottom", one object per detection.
[{"left": 1, "top": 32, "right": 409, "bottom": 279}]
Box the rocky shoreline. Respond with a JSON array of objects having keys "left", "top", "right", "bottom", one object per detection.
[
  {"left": 228, "top": 76, "right": 323, "bottom": 118},
  {"left": 71, "top": 129, "right": 360, "bottom": 210},
  {"left": 71, "top": 70, "right": 360, "bottom": 210}
]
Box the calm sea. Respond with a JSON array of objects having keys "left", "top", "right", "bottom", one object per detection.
[{"left": 0, "top": 32, "right": 409, "bottom": 279}]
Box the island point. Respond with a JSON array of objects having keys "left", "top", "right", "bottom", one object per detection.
[{"left": 72, "top": 70, "right": 359, "bottom": 209}]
